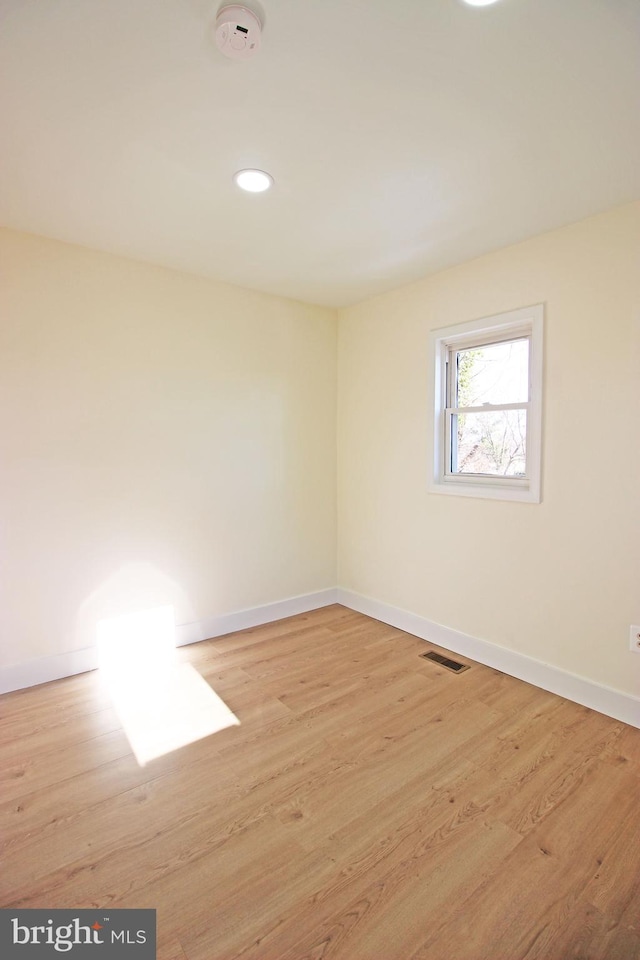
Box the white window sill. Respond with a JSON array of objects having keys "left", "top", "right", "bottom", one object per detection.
[{"left": 428, "top": 478, "right": 541, "bottom": 503}]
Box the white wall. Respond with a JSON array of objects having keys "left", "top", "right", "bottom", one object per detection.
[
  {"left": 0, "top": 229, "right": 337, "bottom": 668},
  {"left": 338, "top": 203, "right": 640, "bottom": 698},
  {"left": 3, "top": 204, "right": 639, "bottom": 708}
]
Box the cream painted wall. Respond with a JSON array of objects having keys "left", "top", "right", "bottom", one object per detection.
[
  {"left": 0, "top": 229, "right": 337, "bottom": 667},
  {"left": 338, "top": 203, "right": 640, "bottom": 697}
]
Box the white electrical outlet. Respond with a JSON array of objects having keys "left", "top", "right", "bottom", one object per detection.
[{"left": 630, "top": 625, "right": 640, "bottom": 652}]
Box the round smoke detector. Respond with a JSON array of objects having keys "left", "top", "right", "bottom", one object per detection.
[{"left": 215, "top": 5, "right": 262, "bottom": 61}]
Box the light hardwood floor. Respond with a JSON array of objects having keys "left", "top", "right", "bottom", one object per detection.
[{"left": 1, "top": 605, "right": 639, "bottom": 959}]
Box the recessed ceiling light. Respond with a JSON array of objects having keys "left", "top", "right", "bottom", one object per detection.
[
  {"left": 234, "top": 169, "right": 273, "bottom": 193},
  {"left": 462, "top": 0, "right": 502, "bottom": 6}
]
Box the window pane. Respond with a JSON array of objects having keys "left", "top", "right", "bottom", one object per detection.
[
  {"left": 456, "top": 338, "right": 529, "bottom": 407},
  {"left": 452, "top": 409, "right": 527, "bottom": 477}
]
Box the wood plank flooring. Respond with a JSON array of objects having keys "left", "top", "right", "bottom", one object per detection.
[{"left": 1, "top": 604, "right": 639, "bottom": 959}]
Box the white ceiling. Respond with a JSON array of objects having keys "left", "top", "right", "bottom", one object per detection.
[{"left": 1, "top": 0, "right": 638, "bottom": 307}]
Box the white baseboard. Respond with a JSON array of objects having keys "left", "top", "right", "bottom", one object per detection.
[
  {"left": 174, "top": 588, "right": 338, "bottom": 647},
  {"left": 337, "top": 588, "right": 640, "bottom": 730},
  {"left": 3, "top": 585, "right": 637, "bottom": 731},
  {"left": 0, "top": 646, "right": 101, "bottom": 698},
  {"left": 0, "top": 588, "right": 338, "bottom": 695}
]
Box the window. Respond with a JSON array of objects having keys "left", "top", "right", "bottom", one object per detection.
[{"left": 429, "top": 305, "right": 543, "bottom": 502}]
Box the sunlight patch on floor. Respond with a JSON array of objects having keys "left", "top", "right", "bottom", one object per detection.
[{"left": 97, "top": 606, "right": 239, "bottom": 765}]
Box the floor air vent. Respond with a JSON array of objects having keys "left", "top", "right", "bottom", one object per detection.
[{"left": 420, "top": 651, "right": 470, "bottom": 673}]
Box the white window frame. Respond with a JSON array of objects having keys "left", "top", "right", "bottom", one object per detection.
[{"left": 428, "top": 304, "right": 543, "bottom": 503}]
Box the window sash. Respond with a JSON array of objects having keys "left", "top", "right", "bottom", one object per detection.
[
  {"left": 444, "top": 406, "right": 530, "bottom": 481},
  {"left": 445, "top": 334, "right": 532, "bottom": 410},
  {"left": 428, "top": 304, "right": 543, "bottom": 503},
  {"left": 442, "top": 332, "right": 532, "bottom": 482},
  {"left": 445, "top": 401, "right": 530, "bottom": 415}
]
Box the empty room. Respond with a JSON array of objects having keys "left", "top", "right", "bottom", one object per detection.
[{"left": 1, "top": 1, "right": 639, "bottom": 958}]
